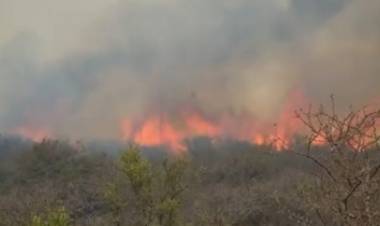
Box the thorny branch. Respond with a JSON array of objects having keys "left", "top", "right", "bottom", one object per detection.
[{"left": 293, "top": 97, "right": 380, "bottom": 226}]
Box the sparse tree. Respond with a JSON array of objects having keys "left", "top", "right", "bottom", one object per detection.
[
  {"left": 30, "top": 207, "right": 72, "bottom": 226},
  {"left": 107, "top": 146, "right": 189, "bottom": 226},
  {"left": 295, "top": 97, "right": 380, "bottom": 226}
]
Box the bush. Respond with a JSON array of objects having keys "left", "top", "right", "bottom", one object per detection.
[
  {"left": 295, "top": 98, "right": 380, "bottom": 226},
  {"left": 30, "top": 208, "right": 72, "bottom": 226},
  {"left": 106, "top": 146, "right": 189, "bottom": 226}
]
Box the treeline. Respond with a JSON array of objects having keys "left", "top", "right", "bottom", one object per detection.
[{"left": 0, "top": 138, "right": 312, "bottom": 226}]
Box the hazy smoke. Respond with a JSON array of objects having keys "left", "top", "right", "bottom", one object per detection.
[{"left": 0, "top": 0, "right": 379, "bottom": 140}]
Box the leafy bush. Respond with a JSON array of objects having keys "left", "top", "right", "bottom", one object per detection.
[
  {"left": 106, "top": 146, "right": 189, "bottom": 226},
  {"left": 30, "top": 208, "right": 71, "bottom": 226}
]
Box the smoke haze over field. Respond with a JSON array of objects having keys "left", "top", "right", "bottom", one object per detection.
[{"left": 0, "top": 0, "right": 380, "bottom": 142}]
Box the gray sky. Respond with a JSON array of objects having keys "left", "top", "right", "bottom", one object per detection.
[{"left": 0, "top": 0, "right": 379, "bottom": 140}]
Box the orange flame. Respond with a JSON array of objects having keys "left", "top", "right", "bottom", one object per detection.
[
  {"left": 121, "top": 90, "right": 307, "bottom": 153},
  {"left": 121, "top": 112, "right": 219, "bottom": 153},
  {"left": 13, "top": 126, "right": 51, "bottom": 142},
  {"left": 184, "top": 113, "right": 221, "bottom": 137},
  {"left": 134, "top": 116, "right": 186, "bottom": 152}
]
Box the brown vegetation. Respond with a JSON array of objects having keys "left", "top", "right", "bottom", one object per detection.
[{"left": 0, "top": 100, "right": 379, "bottom": 226}]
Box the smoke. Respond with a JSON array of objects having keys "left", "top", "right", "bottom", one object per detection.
[{"left": 0, "top": 0, "right": 379, "bottom": 140}]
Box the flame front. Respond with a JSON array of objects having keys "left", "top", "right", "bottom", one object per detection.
[
  {"left": 121, "top": 91, "right": 306, "bottom": 152},
  {"left": 13, "top": 126, "right": 51, "bottom": 142},
  {"left": 122, "top": 112, "right": 220, "bottom": 154}
]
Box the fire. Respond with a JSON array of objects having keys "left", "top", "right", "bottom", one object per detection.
[
  {"left": 121, "top": 90, "right": 307, "bottom": 153},
  {"left": 271, "top": 90, "right": 305, "bottom": 149},
  {"left": 253, "top": 134, "right": 265, "bottom": 146},
  {"left": 184, "top": 113, "right": 221, "bottom": 137},
  {"left": 312, "top": 134, "right": 326, "bottom": 146},
  {"left": 121, "top": 112, "right": 220, "bottom": 153},
  {"left": 134, "top": 116, "right": 186, "bottom": 152},
  {"left": 13, "top": 126, "right": 51, "bottom": 142}
]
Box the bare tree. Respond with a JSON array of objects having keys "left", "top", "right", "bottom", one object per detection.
[{"left": 294, "top": 97, "right": 380, "bottom": 226}]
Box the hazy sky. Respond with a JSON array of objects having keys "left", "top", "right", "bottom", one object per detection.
[{"left": 0, "top": 0, "right": 379, "bottom": 139}]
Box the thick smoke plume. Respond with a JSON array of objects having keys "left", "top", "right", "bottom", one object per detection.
[{"left": 0, "top": 0, "right": 379, "bottom": 148}]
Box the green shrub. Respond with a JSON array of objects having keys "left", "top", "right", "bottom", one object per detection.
[
  {"left": 107, "top": 146, "right": 189, "bottom": 226},
  {"left": 30, "top": 208, "right": 71, "bottom": 226}
]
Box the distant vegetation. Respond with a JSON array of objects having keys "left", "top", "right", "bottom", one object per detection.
[{"left": 0, "top": 102, "right": 379, "bottom": 226}]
